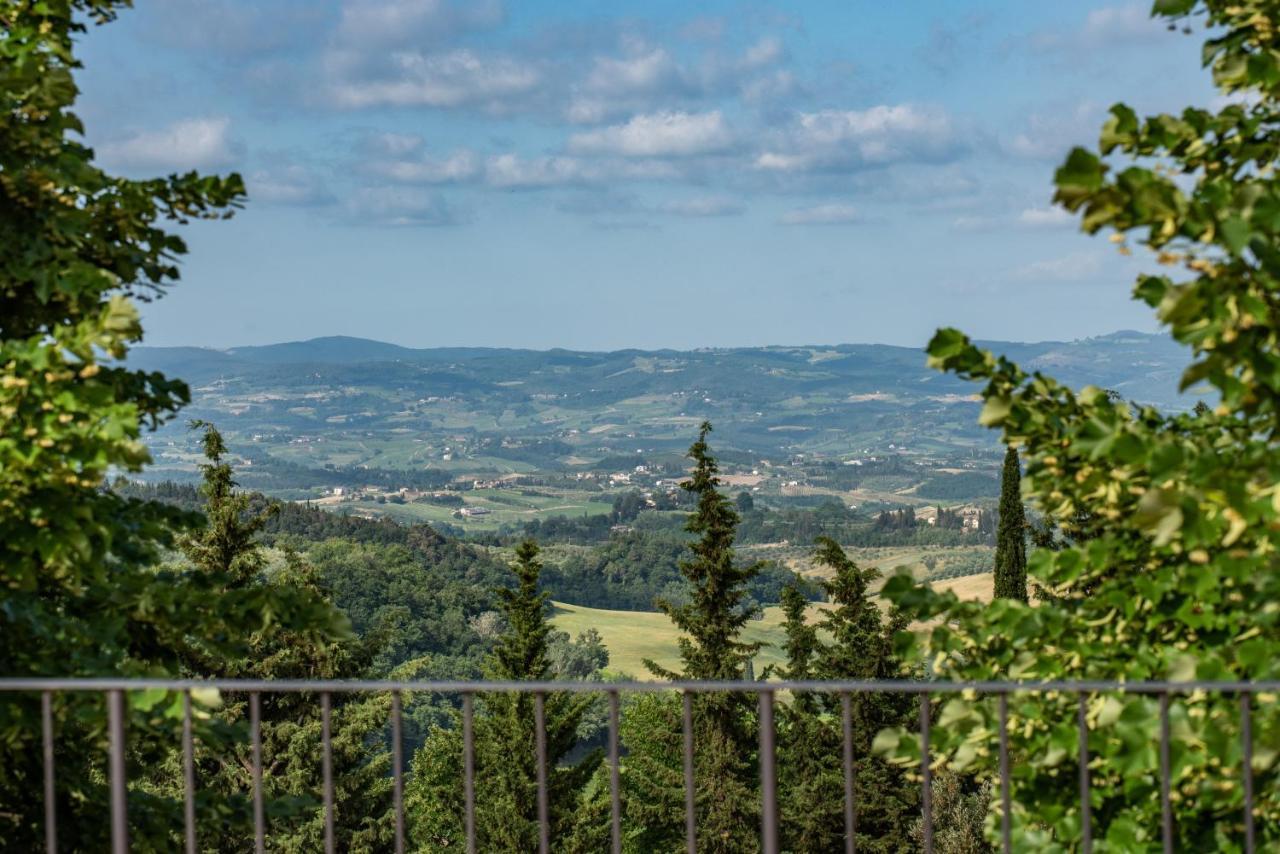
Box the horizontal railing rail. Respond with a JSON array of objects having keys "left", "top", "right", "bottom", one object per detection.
[{"left": 4, "top": 678, "right": 1273, "bottom": 854}]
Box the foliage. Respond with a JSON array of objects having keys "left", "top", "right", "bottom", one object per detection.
[
  {"left": 881, "top": 3, "right": 1280, "bottom": 849},
  {"left": 629, "top": 422, "right": 762, "bottom": 852},
  {"left": 993, "top": 447, "right": 1028, "bottom": 602},
  {"left": 408, "top": 541, "right": 604, "bottom": 851},
  {"left": 0, "top": 3, "right": 341, "bottom": 848}
]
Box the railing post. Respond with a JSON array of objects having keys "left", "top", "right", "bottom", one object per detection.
[
  {"left": 321, "top": 692, "right": 335, "bottom": 854},
  {"left": 682, "top": 691, "right": 696, "bottom": 854},
  {"left": 1241, "top": 691, "right": 1255, "bottom": 854},
  {"left": 391, "top": 691, "right": 405, "bottom": 854},
  {"left": 608, "top": 689, "right": 622, "bottom": 854},
  {"left": 250, "top": 692, "right": 264, "bottom": 853},
  {"left": 758, "top": 690, "right": 778, "bottom": 854},
  {"left": 462, "top": 692, "right": 477, "bottom": 854},
  {"left": 995, "top": 692, "right": 1012, "bottom": 854},
  {"left": 42, "top": 691, "right": 56, "bottom": 854},
  {"left": 183, "top": 690, "right": 196, "bottom": 854},
  {"left": 107, "top": 689, "right": 128, "bottom": 854},
  {"left": 534, "top": 692, "right": 550, "bottom": 854},
  {"left": 919, "top": 693, "right": 933, "bottom": 854},
  {"left": 841, "top": 692, "right": 856, "bottom": 854},
  {"left": 1159, "top": 692, "right": 1173, "bottom": 854},
  {"left": 1077, "top": 692, "right": 1092, "bottom": 854}
]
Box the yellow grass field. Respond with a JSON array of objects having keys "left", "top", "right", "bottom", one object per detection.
[{"left": 551, "top": 572, "right": 993, "bottom": 679}]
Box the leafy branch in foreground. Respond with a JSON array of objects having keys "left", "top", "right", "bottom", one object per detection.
[{"left": 880, "top": 2, "right": 1280, "bottom": 849}]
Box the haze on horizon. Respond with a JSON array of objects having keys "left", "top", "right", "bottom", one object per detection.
[{"left": 77, "top": 1, "right": 1214, "bottom": 351}]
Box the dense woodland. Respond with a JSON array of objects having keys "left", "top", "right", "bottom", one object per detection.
[{"left": 4, "top": 2, "right": 1280, "bottom": 851}]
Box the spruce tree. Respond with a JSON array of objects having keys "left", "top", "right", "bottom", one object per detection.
[
  {"left": 993, "top": 445, "right": 1028, "bottom": 602},
  {"left": 162, "top": 423, "right": 394, "bottom": 852},
  {"left": 408, "top": 540, "right": 602, "bottom": 851},
  {"left": 812, "top": 537, "right": 919, "bottom": 852},
  {"left": 628, "top": 421, "right": 761, "bottom": 853}
]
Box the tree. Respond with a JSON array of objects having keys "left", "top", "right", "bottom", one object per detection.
[
  {"left": 992, "top": 446, "right": 1027, "bottom": 602},
  {"left": 882, "top": 3, "right": 1280, "bottom": 848},
  {"left": 0, "top": 3, "right": 341, "bottom": 847},
  {"left": 408, "top": 541, "right": 603, "bottom": 851},
  {"left": 157, "top": 423, "right": 393, "bottom": 852},
  {"left": 628, "top": 422, "right": 762, "bottom": 852}
]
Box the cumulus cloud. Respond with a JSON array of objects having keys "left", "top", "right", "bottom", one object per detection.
[
  {"left": 1017, "top": 206, "right": 1074, "bottom": 228},
  {"left": 334, "top": 0, "right": 504, "bottom": 48},
  {"left": 247, "top": 162, "right": 334, "bottom": 206},
  {"left": 98, "top": 117, "right": 238, "bottom": 172},
  {"left": 1006, "top": 101, "right": 1101, "bottom": 160},
  {"left": 756, "top": 105, "right": 960, "bottom": 173},
  {"left": 359, "top": 134, "right": 482, "bottom": 183},
  {"left": 657, "top": 196, "right": 745, "bottom": 217},
  {"left": 1013, "top": 250, "right": 1103, "bottom": 281},
  {"left": 326, "top": 48, "right": 539, "bottom": 110},
  {"left": 780, "top": 203, "right": 861, "bottom": 225},
  {"left": 343, "top": 186, "right": 463, "bottom": 226},
  {"left": 1029, "top": 3, "right": 1169, "bottom": 53},
  {"left": 568, "top": 111, "right": 734, "bottom": 157}
]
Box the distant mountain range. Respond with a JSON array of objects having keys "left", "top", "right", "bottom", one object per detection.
[{"left": 126, "top": 331, "right": 1198, "bottom": 487}]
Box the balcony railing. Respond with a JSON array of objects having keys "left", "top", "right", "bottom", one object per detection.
[{"left": 2, "top": 677, "right": 1274, "bottom": 854}]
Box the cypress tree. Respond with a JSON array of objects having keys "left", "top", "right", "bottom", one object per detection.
[
  {"left": 628, "top": 421, "right": 761, "bottom": 852},
  {"left": 409, "top": 540, "right": 602, "bottom": 851},
  {"left": 993, "top": 445, "right": 1028, "bottom": 602}
]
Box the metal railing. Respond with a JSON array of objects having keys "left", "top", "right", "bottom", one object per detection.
[{"left": 3, "top": 677, "right": 1275, "bottom": 853}]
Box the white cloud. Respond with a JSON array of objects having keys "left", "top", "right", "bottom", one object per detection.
[
  {"left": 98, "top": 117, "right": 237, "bottom": 172},
  {"left": 1013, "top": 250, "right": 1103, "bottom": 281},
  {"left": 1006, "top": 101, "right": 1101, "bottom": 160},
  {"left": 569, "top": 111, "right": 734, "bottom": 157},
  {"left": 327, "top": 48, "right": 539, "bottom": 109},
  {"left": 1029, "top": 3, "right": 1169, "bottom": 53},
  {"left": 247, "top": 163, "right": 333, "bottom": 206},
  {"left": 1017, "top": 206, "right": 1074, "bottom": 228},
  {"left": 756, "top": 105, "right": 959, "bottom": 173},
  {"left": 343, "top": 186, "right": 462, "bottom": 226},
  {"left": 658, "top": 196, "right": 745, "bottom": 217},
  {"left": 335, "top": 0, "right": 503, "bottom": 48},
  {"left": 584, "top": 45, "right": 683, "bottom": 97},
  {"left": 780, "top": 203, "right": 861, "bottom": 225},
  {"left": 741, "top": 37, "right": 784, "bottom": 70},
  {"left": 484, "top": 154, "right": 592, "bottom": 189}
]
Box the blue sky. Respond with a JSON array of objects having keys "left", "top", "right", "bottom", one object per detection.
[{"left": 76, "top": 1, "right": 1216, "bottom": 350}]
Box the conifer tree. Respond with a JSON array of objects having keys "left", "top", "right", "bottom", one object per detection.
[
  {"left": 993, "top": 446, "right": 1028, "bottom": 602},
  {"left": 161, "top": 423, "right": 395, "bottom": 852},
  {"left": 812, "top": 537, "right": 918, "bottom": 852},
  {"left": 628, "top": 422, "right": 762, "bottom": 852},
  {"left": 408, "top": 540, "right": 602, "bottom": 851}
]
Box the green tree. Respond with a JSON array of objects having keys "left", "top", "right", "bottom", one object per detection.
[
  {"left": 0, "top": 3, "right": 341, "bottom": 848},
  {"left": 150, "top": 423, "right": 393, "bottom": 852},
  {"left": 408, "top": 541, "right": 603, "bottom": 851},
  {"left": 621, "top": 423, "right": 761, "bottom": 852},
  {"left": 993, "top": 446, "right": 1028, "bottom": 602},
  {"left": 881, "top": 2, "right": 1280, "bottom": 848}
]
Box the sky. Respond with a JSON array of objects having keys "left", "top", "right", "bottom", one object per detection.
[{"left": 75, "top": 0, "right": 1218, "bottom": 351}]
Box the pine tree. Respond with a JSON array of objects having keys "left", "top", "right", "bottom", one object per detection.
[
  {"left": 628, "top": 422, "right": 762, "bottom": 853},
  {"left": 774, "top": 581, "right": 843, "bottom": 851},
  {"left": 993, "top": 446, "right": 1028, "bottom": 602},
  {"left": 812, "top": 537, "right": 919, "bottom": 852},
  {"left": 408, "top": 540, "right": 602, "bottom": 851},
  {"left": 162, "top": 423, "right": 395, "bottom": 852}
]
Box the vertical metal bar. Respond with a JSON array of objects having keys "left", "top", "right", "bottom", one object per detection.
[
  {"left": 919, "top": 693, "right": 933, "bottom": 854},
  {"left": 1241, "top": 691, "right": 1255, "bottom": 854},
  {"left": 250, "top": 692, "right": 264, "bottom": 854},
  {"left": 183, "top": 691, "right": 196, "bottom": 854},
  {"left": 1159, "top": 693, "right": 1172, "bottom": 854},
  {"left": 608, "top": 689, "right": 622, "bottom": 854},
  {"left": 758, "top": 690, "right": 779, "bottom": 854},
  {"left": 998, "top": 693, "right": 1012, "bottom": 854},
  {"left": 534, "top": 692, "right": 550, "bottom": 854},
  {"left": 841, "top": 692, "right": 856, "bottom": 854},
  {"left": 107, "top": 689, "right": 129, "bottom": 854},
  {"left": 683, "top": 691, "right": 696, "bottom": 854},
  {"left": 1077, "top": 693, "right": 1092, "bottom": 854},
  {"left": 391, "top": 691, "right": 405, "bottom": 854},
  {"left": 42, "top": 691, "right": 56, "bottom": 854},
  {"left": 321, "top": 692, "right": 335, "bottom": 854},
  {"left": 462, "top": 692, "right": 477, "bottom": 854}
]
